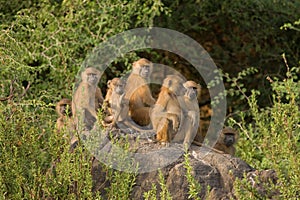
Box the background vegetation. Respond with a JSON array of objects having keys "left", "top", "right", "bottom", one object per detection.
[{"left": 0, "top": 0, "right": 299, "bottom": 199}]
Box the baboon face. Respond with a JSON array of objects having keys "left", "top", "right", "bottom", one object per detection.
[
  {"left": 82, "top": 67, "right": 100, "bottom": 85},
  {"left": 114, "top": 80, "right": 125, "bottom": 95},
  {"left": 60, "top": 104, "right": 66, "bottom": 115},
  {"left": 133, "top": 58, "right": 152, "bottom": 78},
  {"left": 140, "top": 64, "right": 151, "bottom": 78},
  {"left": 86, "top": 72, "right": 99, "bottom": 85},
  {"left": 224, "top": 133, "right": 235, "bottom": 147},
  {"left": 107, "top": 78, "right": 119, "bottom": 89},
  {"left": 56, "top": 98, "right": 72, "bottom": 117},
  {"left": 185, "top": 86, "right": 197, "bottom": 100},
  {"left": 183, "top": 81, "right": 200, "bottom": 100}
]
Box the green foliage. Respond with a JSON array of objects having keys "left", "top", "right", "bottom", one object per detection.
[
  {"left": 228, "top": 64, "right": 300, "bottom": 198},
  {"left": 104, "top": 136, "right": 138, "bottom": 199},
  {"left": 159, "top": 0, "right": 300, "bottom": 68},
  {"left": 158, "top": 170, "right": 172, "bottom": 200},
  {"left": 0, "top": 0, "right": 165, "bottom": 198},
  {"left": 281, "top": 18, "right": 300, "bottom": 31},
  {"left": 158, "top": 0, "right": 300, "bottom": 108},
  {"left": 0, "top": 100, "right": 98, "bottom": 199},
  {"left": 143, "top": 183, "right": 158, "bottom": 200},
  {"left": 233, "top": 175, "right": 266, "bottom": 200},
  {"left": 0, "top": 0, "right": 167, "bottom": 102},
  {"left": 183, "top": 151, "right": 201, "bottom": 200}
]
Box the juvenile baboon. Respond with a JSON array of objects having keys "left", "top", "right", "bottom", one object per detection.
[
  {"left": 109, "top": 78, "right": 151, "bottom": 132},
  {"left": 102, "top": 77, "right": 120, "bottom": 117},
  {"left": 213, "top": 127, "right": 239, "bottom": 156},
  {"left": 56, "top": 98, "right": 73, "bottom": 131},
  {"left": 151, "top": 75, "right": 187, "bottom": 144},
  {"left": 125, "top": 58, "right": 156, "bottom": 126},
  {"left": 72, "top": 67, "right": 102, "bottom": 130}
]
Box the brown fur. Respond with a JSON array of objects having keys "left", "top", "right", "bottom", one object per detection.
[
  {"left": 103, "top": 77, "right": 120, "bottom": 117},
  {"left": 151, "top": 75, "right": 186, "bottom": 143},
  {"left": 213, "top": 127, "right": 239, "bottom": 156},
  {"left": 108, "top": 78, "right": 151, "bottom": 132},
  {"left": 56, "top": 98, "right": 73, "bottom": 131},
  {"left": 72, "top": 67, "right": 102, "bottom": 130},
  {"left": 179, "top": 80, "right": 201, "bottom": 147},
  {"left": 125, "top": 58, "right": 156, "bottom": 126}
]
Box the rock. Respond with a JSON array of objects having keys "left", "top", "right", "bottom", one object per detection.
[{"left": 91, "top": 138, "right": 278, "bottom": 199}]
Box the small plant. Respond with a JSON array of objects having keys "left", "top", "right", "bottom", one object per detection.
[
  {"left": 143, "top": 183, "right": 158, "bottom": 200},
  {"left": 104, "top": 135, "right": 138, "bottom": 199},
  {"left": 158, "top": 169, "right": 172, "bottom": 200},
  {"left": 183, "top": 151, "right": 201, "bottom": 200}
]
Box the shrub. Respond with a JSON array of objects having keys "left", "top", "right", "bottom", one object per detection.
[{"left": 228, "top": 63, "right": 300, "bottom": 198}]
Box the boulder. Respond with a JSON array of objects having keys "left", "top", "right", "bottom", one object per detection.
[{"left": 91, "top": 139, "right": 278, "bottom": 199}]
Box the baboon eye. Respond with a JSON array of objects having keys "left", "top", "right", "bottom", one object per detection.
[{"left": 142, "top": 65, "right": 150, "bottom": 68}]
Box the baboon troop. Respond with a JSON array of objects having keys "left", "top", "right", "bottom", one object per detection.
[{"left": 55, "top": 58, "right": 239, "bottom": 155}]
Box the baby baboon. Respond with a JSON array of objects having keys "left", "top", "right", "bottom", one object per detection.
[
  {"left": 125, "top": 58, "right": 156, "bottom": 126},
  {"left": 72, "top": 67, "right": 102, "bottom": 130},
  {"left": 56, "top": 98, "right": 72, "bottom": 131},
  {"left": 151, "top": 75, "right": 187, "bottom": 144},
  {"left": 213, "top": 127, "right": 239, "bottom": 156},
  {"left": 102, "top": 77, "right": 120, "bottom": 117}
]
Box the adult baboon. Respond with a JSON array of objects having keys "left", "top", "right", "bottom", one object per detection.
[
  {"left": 125, "top": 58, "right": 156, "bottom": 126},
  {"left": 213, "top": 127, "right": 239, "bottom": 156},
  {"left": 151, "top": 75, "right": 187, "bottom": 144},
  {"left": 72, "top": 67, "right": 102, "bottom": 130},
  {"left": 179, "top": 80, "right": 201, "bottom": 147}
]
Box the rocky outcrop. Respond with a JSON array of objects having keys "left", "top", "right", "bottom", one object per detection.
[{"left": 91, "top": 141, "right": 278, "bottom": 199}]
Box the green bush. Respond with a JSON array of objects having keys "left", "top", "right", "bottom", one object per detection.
[
  {"left": 158, "top": 0, "right": 300, "bottom": 108},
  {"left": 1, "top": 0, "right": 300, "bottom": 199},
  {"left": 0, "top": 0, "right": 165, "bottom": 199},
  {"left": 228, "top": 64, "right": 300, "bottom": 198},
  {"left": 0, "top": 0, "right": 167, "bottom": 102}
]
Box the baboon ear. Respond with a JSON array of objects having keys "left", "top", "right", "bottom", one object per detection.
[{"left": 107, "top": 80, "right": 112, "bottom": 87}]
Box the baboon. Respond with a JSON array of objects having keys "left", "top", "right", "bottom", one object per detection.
[
  {"left": 56, "top": 98, "right": 73, "bottom": 131},
  {"left": 151, "top": 75, "right": 187, "bottom": 144},
  {"left": 72, "top": 67, "right": 102, "bottom": 130},
  {"left": 213, "top": 127, "right": 239, "bottom": 156},
  {"left": 102, "top": 77, "right": 120, "bottom": 117},
  {"left": 125, "top": 58, "right": 156, "bottom": 126},
  {"left": 109, "top": 78, "right": 151, "bottom": 132},
  {"left": 179, "top": 80, "right": 201, "bottom": 147}
]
